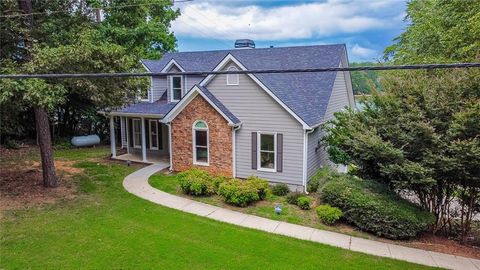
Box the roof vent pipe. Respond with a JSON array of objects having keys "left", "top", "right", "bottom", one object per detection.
[{"left": 234, "top": 39, "right": 255, "bottom": 49}]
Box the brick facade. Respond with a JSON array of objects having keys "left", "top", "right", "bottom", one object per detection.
[{"left": 171, "top": 94, "right": 233, "bottom": 176}]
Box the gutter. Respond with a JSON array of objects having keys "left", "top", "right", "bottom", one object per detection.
[{"left": 107, "top": 112, "right": 165, "bottom": 118}]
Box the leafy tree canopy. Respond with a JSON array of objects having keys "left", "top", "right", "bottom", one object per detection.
[
  {"left": 384, "top": 0, "right": 480, "bottom": 63},
  {"left": 349, "top": 62, "right": 383, "bottom": 94}
]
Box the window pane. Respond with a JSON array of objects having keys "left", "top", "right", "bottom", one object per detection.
[
  {"left": 173, "top": 89, "right": 181, "bottom": 100},
  {"left": 135, "top": 134, "right": 141, "bottom": 146},
  {"left": 134, "top": 121, "right": 140, "bottom": 132},
  {"left": 172, "top": 77, "right": 181, "bottom": 88},
  {"left": 151, "top": 134, "right": 157, "bottom": 148},
  {"left": 195, "top": 130, "right": 207, "bottom": 146},
  {"left": 260, "top": 134, "right": 274, "bottom": 151},
  {"left": 260, "top": 152, "right": 275, "bottom": 169},
  {"left": 196, "top": 147, "right": 208, "bottom": 163},
  {"left": 195, "top": 121, "right": 207, "bottom": 129}
]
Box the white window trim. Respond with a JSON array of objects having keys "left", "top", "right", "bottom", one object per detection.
[
  {"left": 170, "top": 75, "right": 183, "bottom": 102},
  {"left": 192, "top": 120, "right": 209, "bottom": 166},
  {"left": 257, "top": 132, "right": 277, "bottom": 172},
  {"left": 132, "top": 119, "right": 142, "bottom": 149},
  {"left": 226, "top": 66, "right": 239, "bottom": 85},
  {"left": 149, "top": 119, "right": 159, "bottom": 150}
]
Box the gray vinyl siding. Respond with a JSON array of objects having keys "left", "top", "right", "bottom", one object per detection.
[
  {"left": 306, "top": 57, "right": 352, "bottom": 180},
  {"left": 151, "top": 69, "right": 204, "bottom": 103},
  {"left": 206, "top": 62, "right": 305, "bottom": 186},
  {"left": 185, "top": 75, "right": 205, "bottom": 92},
  {"left": 151, "top": 76, "right": 167, "bottom": 102}
]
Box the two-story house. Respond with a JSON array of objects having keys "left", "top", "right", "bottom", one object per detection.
[{"left": 107, "top": 41, "right": 354, "bottom": 191}]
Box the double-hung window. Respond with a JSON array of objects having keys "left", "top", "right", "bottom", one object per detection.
[
  {"left": 149, "top": 120, "right": 159, "bottom": 150},
  {"left": 258, "top": 133, "right": 276, "bottom": 171},
  {"left": 133, "top": 119, "right": 141, "bottom": 148},
  {"left": 170, "top": 76, "right": 182, "bottom": 102},
  {"left": 193, "top": 120, "right": 209, "bottom": 165}
]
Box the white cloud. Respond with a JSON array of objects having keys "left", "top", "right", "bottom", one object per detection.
[
  {"left": 351, "top": 44, "right": 376, "bottom": 58},
  {"left": 172, "top": 0, "right": 401, "bottom": 41}
]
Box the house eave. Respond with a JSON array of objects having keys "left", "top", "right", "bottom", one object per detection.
[{"left": 107, "top": 112, "right": 165, "bottom": 118}]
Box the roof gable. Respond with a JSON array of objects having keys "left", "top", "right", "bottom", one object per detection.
[{"left": 162, "top": 85, "right": 240, "bottom": 126}]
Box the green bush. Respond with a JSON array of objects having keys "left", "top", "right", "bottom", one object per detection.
[
  {"left": 286, "top": 192, "right": 303, "bottom": 205},
  {"left": 4, "top": 139, "right": 20, "bottom": 149},
  {"left": 321, "top": 174, "right": 435, "bottom": 239},
  {"left": 246, "top": 176, "right": 270, "bottom": 200},
  {"left": 271, "top": 183, "right": 290, "bottom": 196},
  {"left": 316, "top": 204, "right": 343, "bottom": 225},
  {"left": 54, "top": 137, "right": 74, "bottom": 150},
  {"left": 177, "top": 169, "right": 217, "bottom": 196},
  {"left": 307, "top": 167, "right": 334, "bottom": 193},
  {"left": 297, "top": 196, "right": 313, "bottom": 210},
  {"left": 218, "top": 179, "right": 259, "bottom": 207}
]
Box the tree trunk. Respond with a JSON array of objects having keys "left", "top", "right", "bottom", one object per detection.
[{"left": 34, "top": 107, "right": 57, "bottom": 187}]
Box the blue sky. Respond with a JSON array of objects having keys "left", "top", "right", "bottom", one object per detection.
[{"left": 171, "top": 0, "right": 408, "bottom": 62}]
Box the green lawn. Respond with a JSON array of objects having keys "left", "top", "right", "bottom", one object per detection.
[{"left": 0, "top": 147, "right": 437, "bottom": 269}]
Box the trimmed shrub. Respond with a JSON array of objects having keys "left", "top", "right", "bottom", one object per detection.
[
  {"left": 321, "top": 174, "right": 436, "bottom": 239},
  {"left": 246, "top": 176, "right": 270, "bottom": 200},
  {"left": 272, "top": 183, "right": 290, "bottom": 196},
  {"left": 297, "top": 196, "right": 313, "bottom": 210},
  {"left": 177, "top": 169, "right": 217, "bottom": 196},
  {"left": 316, "top": 204, "right": 343, "bottom": 225},
  {"left": 218, "top": 179, "right": 260, "bottom": 207},
  {"left": 286, "top": 192, "right": 303, "bottom": 205},
  {"left": 307, "top": 167, "right": 334, "bottom": 193}
]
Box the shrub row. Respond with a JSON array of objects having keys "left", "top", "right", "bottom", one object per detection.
[
  {"left": 177, "top": 169, "right": 270, "bottom": 207},
  {"left": 321, "top": 173, "right": 435, "bottom": 239}
]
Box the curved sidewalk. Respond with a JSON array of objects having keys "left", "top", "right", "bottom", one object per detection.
[{"left": 123, "top": 164, "right": 480, "bottom": 270}]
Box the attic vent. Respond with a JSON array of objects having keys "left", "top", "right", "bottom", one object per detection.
[{"left": 234, "top": 39, "right": 255, "bottom": 49}]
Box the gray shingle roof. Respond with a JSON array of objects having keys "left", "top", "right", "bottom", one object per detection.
[
  {"left": 141, "top": 44, "right": 346, "bottom": 127},
  {"left": 196, "top": 85, "right": 241, "bottom": 125},
  {"left": 117, "top": 99, "right": 176, "bottom": 115}
]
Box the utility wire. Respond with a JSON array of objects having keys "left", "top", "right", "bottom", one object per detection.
[
  {"left": 1, "top": 63, "right": 479, "bottom": 80},
  {"left": 0, "top": 1, "right": 193, "bottom": 19}
]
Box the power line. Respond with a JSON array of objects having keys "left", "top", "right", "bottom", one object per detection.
[
  {"left": 1, "top": 62, "right": 479, "bottom": 80},
  {"left": 0, "top": 1, "right": 193, "bottom": 19}
]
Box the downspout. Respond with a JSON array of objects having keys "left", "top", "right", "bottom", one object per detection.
[
  {"left": 231, "top": 124, "right": 242, "bottom": 178},
  {"left": 303, "top": 128, "right": 315, "bottom": 193},
  {"left": 166, "top": 122, "right": 173, "bottom": 171}
]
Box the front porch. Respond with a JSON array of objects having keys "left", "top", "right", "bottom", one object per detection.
[
  {"left": 113, "top": 152, "right": 169, "bottom": 165},
  {"left": 109, "top": 114, "right": 170, "bottom": 165}
]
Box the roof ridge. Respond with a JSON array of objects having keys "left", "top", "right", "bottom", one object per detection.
[{"left": 141, "top": 43, "right": 346, "bottom": 61}]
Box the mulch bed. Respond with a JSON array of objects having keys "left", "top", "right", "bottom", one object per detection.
[{"left": 0, "top": 146, "right": 78, "bottom": 213}]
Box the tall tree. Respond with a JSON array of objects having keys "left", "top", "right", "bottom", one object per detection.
[
  {"left": 0, "top": 0, "right": 179, "bottom": 187},
  {"left": 322, "top": 0, "right": 480, "bottom": 241},
  {"left": 384, "top": 0, "right": 480, "bottom": 63}
]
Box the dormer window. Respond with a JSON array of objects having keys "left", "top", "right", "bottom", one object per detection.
[
  {"left": 226, "top": 66, "right": 239, "bottom": 85},
  {"left": 170, "top": 75, "right": 183, "bottom": 102}
]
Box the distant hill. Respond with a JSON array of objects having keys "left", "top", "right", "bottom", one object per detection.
[{"left": 349, "top": 62, "right": 383, "bottom": 94}]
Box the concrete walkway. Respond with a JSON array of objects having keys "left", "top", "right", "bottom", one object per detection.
[{"left": 123, "top": 164, "right": 480, "bottom": 270}]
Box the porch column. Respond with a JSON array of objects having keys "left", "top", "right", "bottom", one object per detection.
[
  {"left": 125, "top": 117, "right": 130, "bottom": 154},
  {"left": 141, "top": 117, "right": 147, "bottom": 162},
  {"left": 120, "top": 116, "right": 125, "bottom": 148},
  {"left": 110, "top": 115, "right": 116, "bottom": 158}
]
